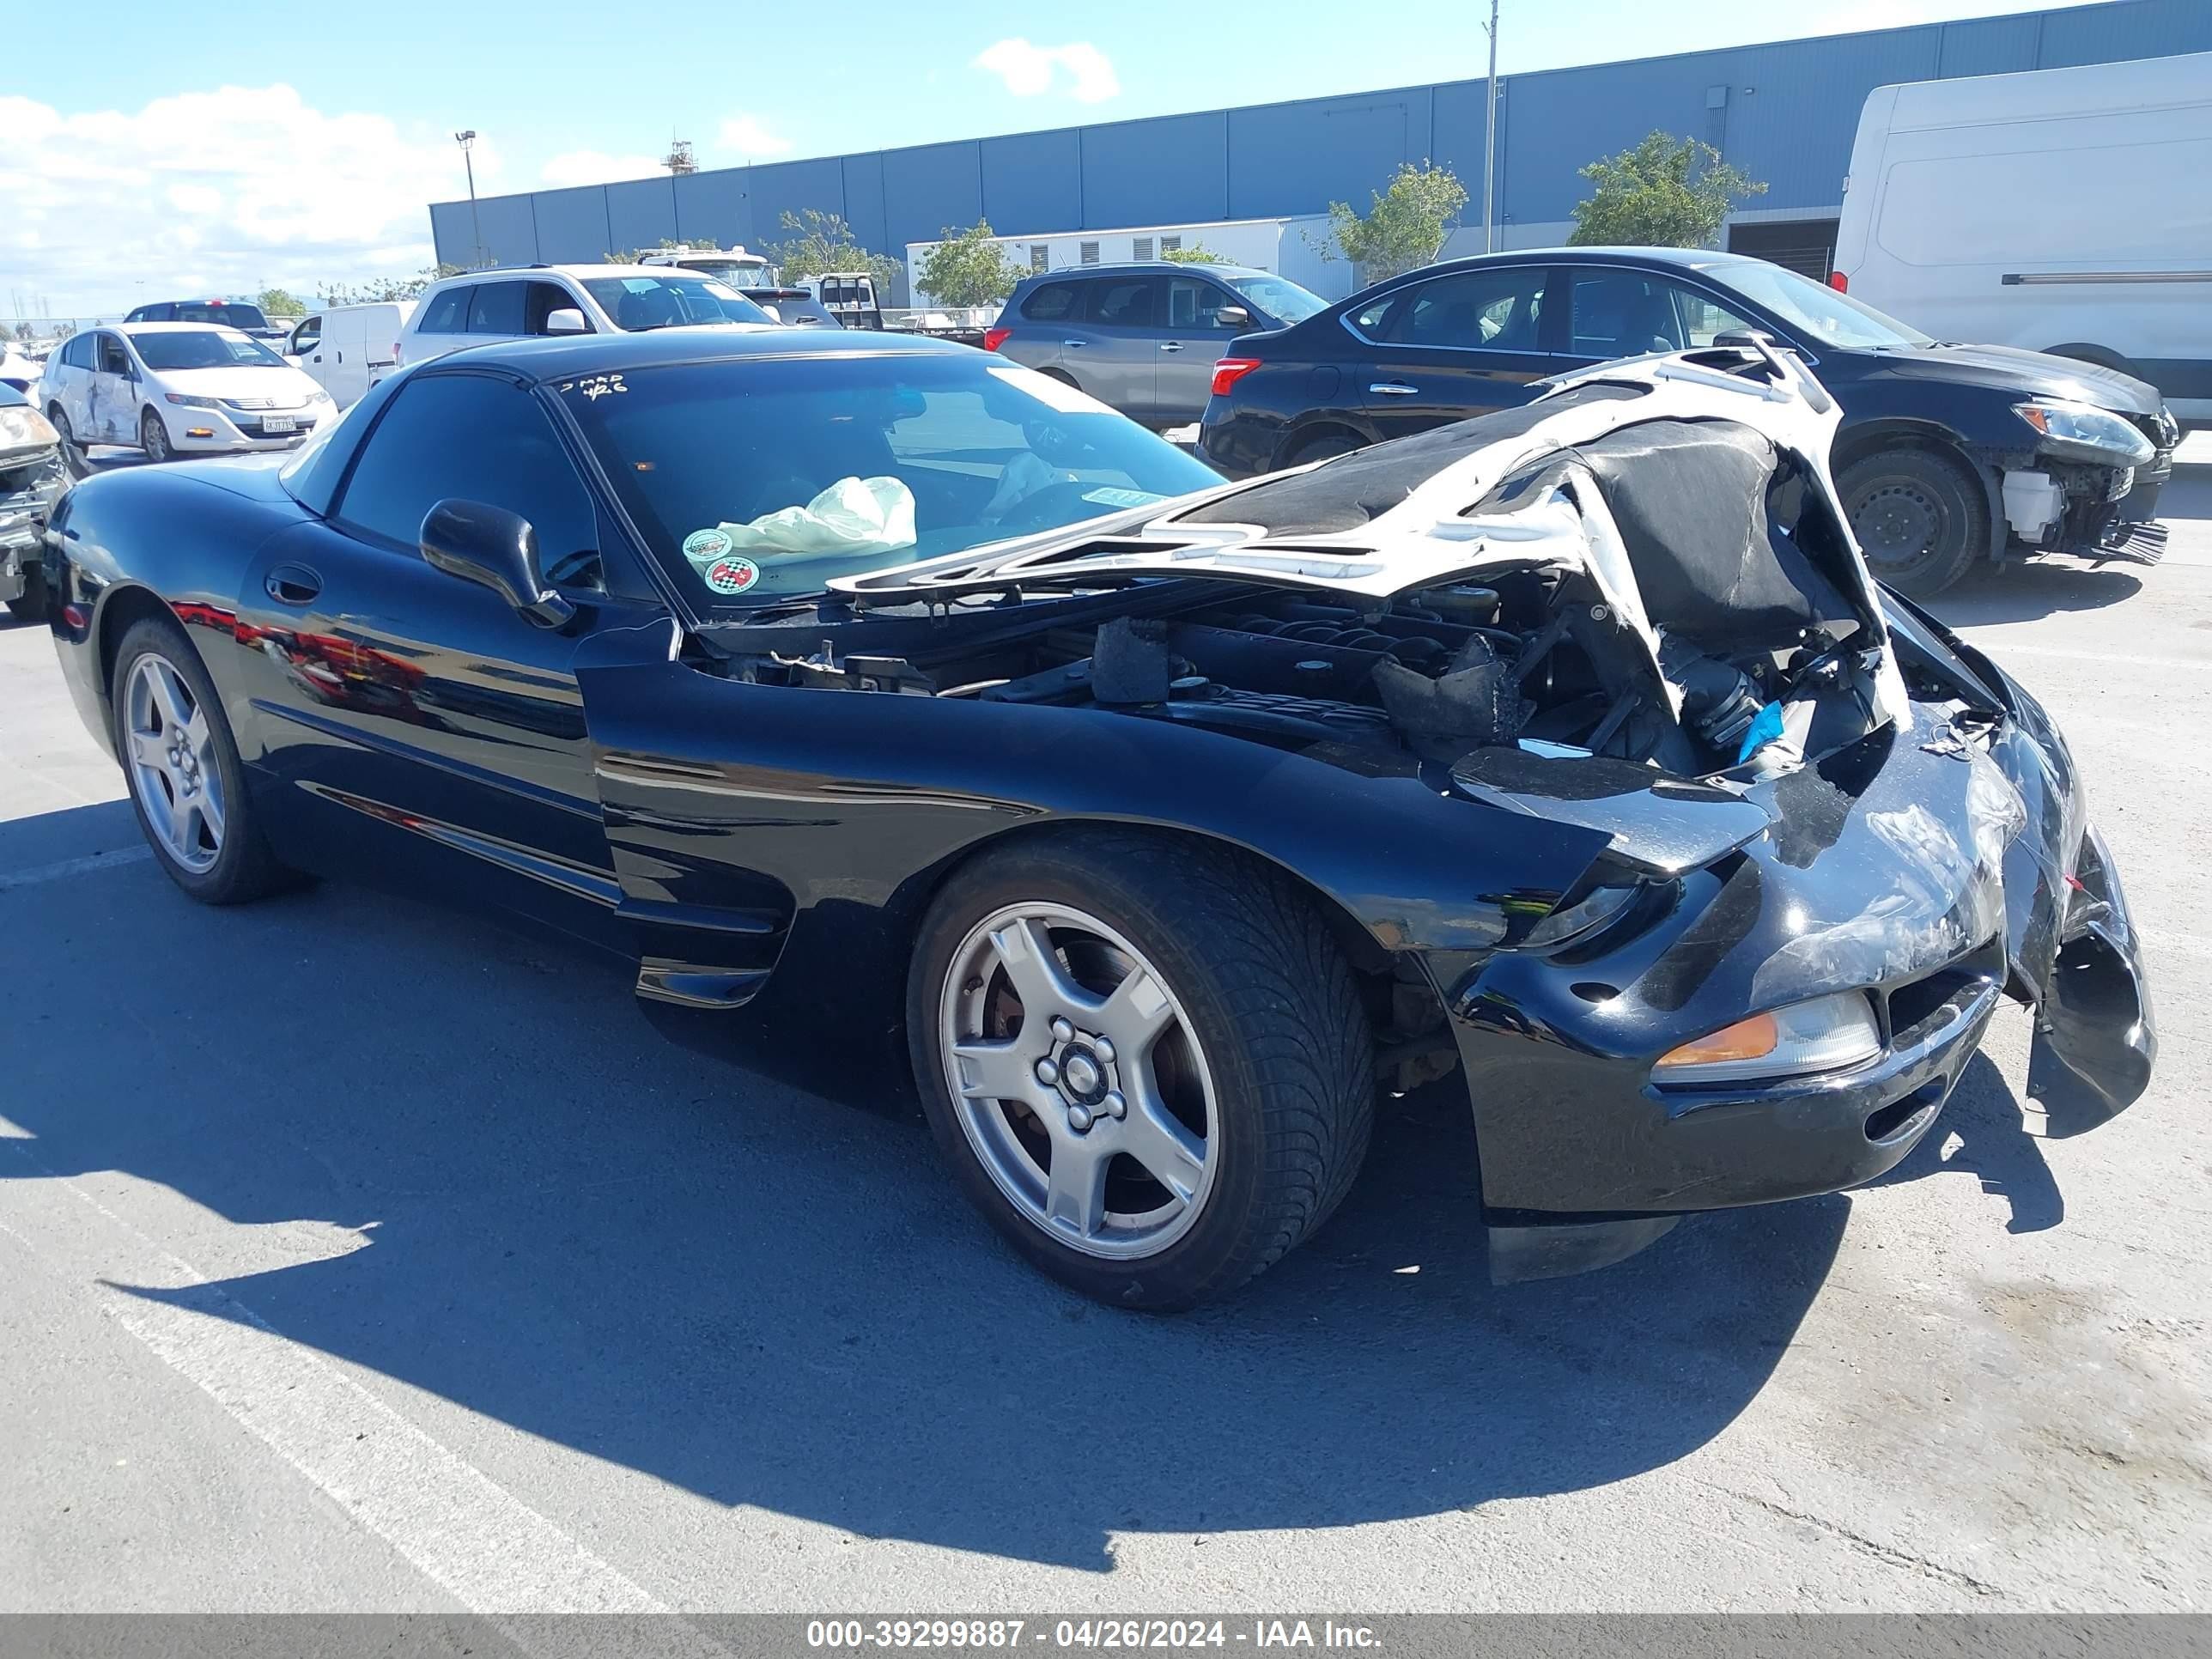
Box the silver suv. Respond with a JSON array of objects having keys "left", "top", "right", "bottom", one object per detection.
[{"left": 983, "top": 263, "right": 1325, "bottom": 428}]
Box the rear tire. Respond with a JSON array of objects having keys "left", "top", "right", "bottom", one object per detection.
[
  {"left": 1838, "top": 447, "right": 1986, "bottom": 599},
  {"left": 908, "top": 830, "right": 1375, "bottom": 1310},
  {"left": 48, "top": 406, "right": 86, "bottom": 477},
  {"left": 7, "top": 566, "right": 48, "bottom": 623},
  {"left": 1287, "top": 430, "right": 1362, "bottom": 468},
  {"left": 111, "top": 617, "right": 294, "bottom": 904}
]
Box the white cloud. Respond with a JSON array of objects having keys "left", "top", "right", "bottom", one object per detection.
[
  {"left": 0, "top": 84, "right": 498, "bottom": 318},
  {"left": 539, "top": 149, "right": 665, "bottom": 187},
  {"left": 974, "top": 39, "right": 1120, "bottom": 104},
  {"left": 714, "top": 114, "right": 794, "bottom": 160}
]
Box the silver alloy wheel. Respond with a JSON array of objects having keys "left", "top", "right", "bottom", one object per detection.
[
  {"left": 939, "top": 902, "right": 1219, "bottom": 1261},
  {"left": 141, "top": 407, "right": 171, "bottom": 462},
  {"left": 124, "top": 653, "right": 224, "bottom": 874}
]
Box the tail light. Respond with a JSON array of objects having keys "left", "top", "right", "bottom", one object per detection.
[
  {"left": 1210, "top": 357, "right": 1261, "bottom": 398},
  {"left": 1826, "top": 270, "right": 1849, "bottom": 293},
  {"left": 981, "top": 326, "right": 1012, "bottom": 354}
]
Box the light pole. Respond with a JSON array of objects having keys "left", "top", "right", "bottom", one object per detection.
[
  {"left": 455, "top": 130, "right": 484, "bottom": 267},
  {"left": 1482, "top": 0, "right": 1500, "bottom": 253}
]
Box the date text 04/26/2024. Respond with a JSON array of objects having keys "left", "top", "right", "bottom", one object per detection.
[{"left": 805, "top": 1620, "right": 1383, "bottom": 1650}]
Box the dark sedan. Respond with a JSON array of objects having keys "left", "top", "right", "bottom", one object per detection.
[
  {"left": 40, "top": 330, "right": 2153, "bottom": 1308},
  {"left": 1200, "top": 246, "right": 2178, "bottom": 595}
]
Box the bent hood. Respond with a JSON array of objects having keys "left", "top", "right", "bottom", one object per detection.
[{"left": 1869, "top": 343, "right": 2165, "bottom": 416}]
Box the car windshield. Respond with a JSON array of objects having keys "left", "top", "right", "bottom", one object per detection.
[
  {"left": 133, "top": 331, "right": 288, "bottom": 370},
  {"left": 1715, "top": 262, "right": 1933, "bottom": 349},
  {"left": 173, "top": 303, "right": 270, "bottom": 330},
  {"left": 582, "top": 274, "right": 772, "bottom": 331},
  {"left": 1227, "top": 274, "right": 1326, "bottom": 325},
  {"left": 563, "top": 351, "right": 1224, "bottom": 603},
  {"left": 678, "top": 259, "right": 774, "bottom": 289}
]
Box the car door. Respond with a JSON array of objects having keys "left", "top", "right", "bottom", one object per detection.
[
  {"left": 404, "top": 284, "right": 472, "bottom": 366},
  {"left": 1554, "top": 266, "right": 1760, "bottom": 374},
  {"left": 1156, "top": 276, "right": 1248, "bottom": 426},
  {"left": 229, "top": 366, "right": 659, "bottom": 941},
  {"left": 288, "top": 313, "right": 323, "bottom": 365},
  {"left": 48, "top": 333, "right": 93, "bottom": 433},
  {"left": 1065, "top": 276, "right": 1162, "bottom": 422},
  {"left": 90, "top": 331, "right": 140, "bottom": 444},
  {"left": 1351, "top": 264, "right": 1561, "bottom": 442}
]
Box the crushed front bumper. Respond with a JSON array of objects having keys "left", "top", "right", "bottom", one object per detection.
[
  {"left": 0, "top": 447, "right": 69, "bottom": 602},
  {"left": 1430, "top": 647, "right": 2152, "bottom": 1281}
]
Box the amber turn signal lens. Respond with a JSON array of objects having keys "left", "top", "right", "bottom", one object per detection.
[{"left": 1656, "top": 1012, "right": 1778, "bottom": 1070}]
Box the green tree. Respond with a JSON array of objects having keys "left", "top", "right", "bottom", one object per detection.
[
  {"left": 1159, "top": 245, "right": 1223, "bottom": 264},
  {"left": 1319, "top": 161, "right": 1468, "bottom": 283},
  {"left": 769, "top": 210, "right": 901, "bottom": 294},
  {"left": 258, "top": 287, "right": 307, "bottom": 318},
  {"left": 319, "top": 264, "right": 464, "bottom": 307},
  {"left": 605, "top": 238, "right": 687, "bottom": 264},
  {"left": 915, "top": 221, "right": 1023, "bottom": 307},
  {"left": 1568, "top": 131, "right": 1766, "bottom": 247}
]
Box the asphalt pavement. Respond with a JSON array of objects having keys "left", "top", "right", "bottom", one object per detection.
[{"left": 2, "top": 454, "right": 2209, "bottom": 1614}]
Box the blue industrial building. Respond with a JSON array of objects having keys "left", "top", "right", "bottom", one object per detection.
[{"left": 428, "top": 0, "right": 2212, "bottom": 298}]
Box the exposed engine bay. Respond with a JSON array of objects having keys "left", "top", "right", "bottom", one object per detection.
[{"left": 738, "top": 370, "right": 1911, "bottom": 784}]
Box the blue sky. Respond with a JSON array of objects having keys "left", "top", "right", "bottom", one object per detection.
[{"left": 5, "top": 0, "right": 2086, "bottom": 316}]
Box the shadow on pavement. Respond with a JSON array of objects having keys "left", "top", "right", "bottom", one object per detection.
[
  {"left": 1926, "top": 559, "right": 2144, "bottom": 628},
  {"left": 1863, "top": 1052, "right": 2062, "bottom": 1235},
  {"left": 3, "top": 799, "right": 1848, "bottom": 1570}
]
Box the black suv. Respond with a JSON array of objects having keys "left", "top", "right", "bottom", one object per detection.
[
  {"left": 1199, "top": 246, "right": 2177, "bottom": 595},
  {"left": 123, "top": 298, "right": 284, "bottom": 339}
]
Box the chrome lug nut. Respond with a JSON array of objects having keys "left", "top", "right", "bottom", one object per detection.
[
  {"left": 1067, "top": 1104, "right": 1093, "bottom": 1132},
  {"left": 1101, "top": 1091, "right": 1126, "bottom": 1120},
  {"left": 1050, "top": 1017, "right": 1074, "bottom": 1043},
  {"left": 1094, "top": 1037, "right": 1116, "bottom": 1065},
  {"left": 1035, "top": 1057, "right": 1060, "bottom": 1086}
]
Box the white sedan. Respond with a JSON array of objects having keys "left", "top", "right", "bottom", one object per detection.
[{"left": 39, "top": 322, "right": 335, "bottom": 464}]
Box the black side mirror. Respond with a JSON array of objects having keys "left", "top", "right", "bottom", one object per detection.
[{"left": 419, "top": 498, "right": 576, "bottom": 628}]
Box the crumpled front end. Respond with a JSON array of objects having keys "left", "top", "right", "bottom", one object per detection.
[{"left": 1441, "top": 632, "right": 2154, "bottom": 1279}]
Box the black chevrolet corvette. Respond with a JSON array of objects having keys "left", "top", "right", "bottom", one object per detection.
[{"left": 40, "top": 328, "right": 2154, "bottom": 1309}]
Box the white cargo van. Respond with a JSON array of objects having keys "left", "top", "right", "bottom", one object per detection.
[
  {"left": 287, "top": 302, "right": 415, "bottom": 408},
  {"left": 1832, "top": 52, "right": 2212, "bottom": 423}
]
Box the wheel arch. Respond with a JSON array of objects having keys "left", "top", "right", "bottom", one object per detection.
[
  {"left": 1831, "top": 419, "right": 2002, "bottom": 553},
  {"left": 1273, "top": 416, "right": 1371, "bottom": 471},
  {"left": 880, "top": 816, "right": 1443, "bottom": 1059},
  {"left": 94, "top": 583, "right": 192, "bottom": 724}
]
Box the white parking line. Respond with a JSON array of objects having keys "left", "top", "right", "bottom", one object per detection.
[
  {"left": 0, "top": 845, "right": 153, "bottom": 892},
  {"left": 0, "top": 1144, "right": 728, "bottom": 1651}
]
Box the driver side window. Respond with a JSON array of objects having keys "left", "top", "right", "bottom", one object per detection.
[
  {"left": 334, "top": 373, "right": 598, "bottom": 567},
  {"left": 97, "top": 335, "right": 133, "bottom": 375}
]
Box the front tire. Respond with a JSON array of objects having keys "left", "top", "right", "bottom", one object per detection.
[
  {"left": 1838, "top": 448, "right": 1985, "bottom": 598},
  {"left": 908, "top": 830, "right": 1375, "bottom": 1310},
  {"left": 112, "top": 617, "right": 293, "bottom": 904},
  {"left": 139, "top": 406, "right": 173, "bottom": 463}
]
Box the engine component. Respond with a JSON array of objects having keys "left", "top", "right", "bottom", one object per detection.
[
  {"left": 1372, "top": 634, "right": 1534, "bottom": 762},
  {"left": 1153, "top": 686, "right": 1394, "bottom": 746},
  {"left": 1092, "top": 617, "right": 1179, "bottom": 705},
  {"left": 1658, "top": 631, "right": 1763, "bottom": 755}
]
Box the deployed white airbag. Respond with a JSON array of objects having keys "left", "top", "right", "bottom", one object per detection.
[{"left": 687, "top": 476, "right": 917, "bottom": 577}]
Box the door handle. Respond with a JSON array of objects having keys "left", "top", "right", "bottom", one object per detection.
[
  {"left": 1369, "top": 382, "right": 1420, "bottom": 396},
  {"left": 1062, "top": 339, "right": 1088, "bottom": 348},
  {"left": 335, "top": 349, "right": 343, "bottom": 362},
  {"left": 264, "top": 564, "right": 323, "bottom": 605},
  {"left": 1158, "top": 341, "right": 1183, "bottom": 352}
]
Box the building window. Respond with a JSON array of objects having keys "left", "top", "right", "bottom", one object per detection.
[
  {"left": 1133, "top": 237, "right": 1154, "bottom": 261},
  {"left": 1161, "top": 235, "right": 1182, "bottom": 254},
  {"left": 1030, "top": 245, "right": 1048, "bottom": 272},
  {"left": 1079, "top": 241, "right": 1100, "bottom": 266}
]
